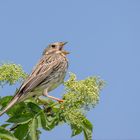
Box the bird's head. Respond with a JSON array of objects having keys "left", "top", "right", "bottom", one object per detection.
[{"left": 43, "top": 42, "right": 69, "bottom": 55}]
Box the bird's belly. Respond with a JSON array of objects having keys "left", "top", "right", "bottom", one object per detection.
[
  {"left": 39, "top": 71, "right": 66, "bottom": 92},
  {"left": 48, "top": 77, "right": 63, "bottom": 91}
]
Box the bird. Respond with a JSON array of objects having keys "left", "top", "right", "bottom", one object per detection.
[{"left": 0, "top": 42, "right": 69, "bottom": 116}]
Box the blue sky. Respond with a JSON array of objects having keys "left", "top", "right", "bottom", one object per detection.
[{"left": 0, "top": 0, "right": 140, "bottom": 139}]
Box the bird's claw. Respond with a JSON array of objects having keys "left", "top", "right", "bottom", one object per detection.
[{"left": 58, "top": 99, "right": 64, "bottom": 103}]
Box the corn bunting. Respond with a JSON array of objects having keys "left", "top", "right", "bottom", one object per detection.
[{"left": 0, "top": 42, "right": 69, "bottom": 116}]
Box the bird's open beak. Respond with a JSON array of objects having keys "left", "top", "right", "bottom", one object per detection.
[
  {"left": 62, "top": 50, "right": 70, "bottom": 55},
  {"left": 60, "top": 42, "right": 68, "bottom": 47},
  {"left": 60, "top": 42, "right": 69, "bottom": 55},
  {"left": 63, "top": 42, "right": 68, "bottom": 45}
]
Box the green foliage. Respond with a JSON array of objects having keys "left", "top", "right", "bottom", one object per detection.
[
  {"left": 60, "top": 73, "right": 104, "bottom": 140},
  {"left": 0, "top": 63, "right": 27, "bottom": 86},
  {"left": 0, "top": 63, "right": 105, "bottom": 140},
  {"left": 0, "top": 126, "right": 18, "bottom": 140}
]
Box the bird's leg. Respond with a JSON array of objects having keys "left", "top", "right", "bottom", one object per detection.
[{"left": 43, "top": 89, "right": 64, "bottom": 102}]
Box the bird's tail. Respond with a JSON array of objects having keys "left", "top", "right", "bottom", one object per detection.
[{"left": 0, "top": 94, "right": 20, "bottom": 116}]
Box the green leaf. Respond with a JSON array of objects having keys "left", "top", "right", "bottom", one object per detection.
[
  {"left": 0, "top": 126, "right": 18, "bottom": 140},
  {"left": 0, "top": 96, "right": 12, "bottom": 107},
  {"left": 29, "top": 118, "right": 38, "bottom": 140},
  {"left": 0, "top": 124, "right": 10, "bottom": 128},
  {"left": 71, "top": 125, "right": 82, "bottom": 137},
  {"left": 82, "top": 119, "right": 93, "bottom": 140},
  {"left": 7, "top": 102, "right": 27, "bottom": 117},
  {"left": 40, "top": 111, "right": 50, "bottom": 131},
  {"left": 27, "top": 102, "right": 42, "bottom": 114},
  {"left": 45, "top": 113, "right": 60, "bottom": 130},
  {"left": 14, "top": 123, "right": 29, "bottom": 140},
  {"left": 40, "top": 111, "right": 59, "bottom": 131},
  {"left": 83, "top": 128, "right": 92, "bottom": 140},
  {"left": 83, "top": 119, "right": 93, "bottom": 131},
  {"left": 7, "top": 113, "right": 33, "bottom": 124}
]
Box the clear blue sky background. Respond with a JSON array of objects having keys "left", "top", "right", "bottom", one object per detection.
[{"left": 0, "top": 0, "right": 140, "bottom": 140}]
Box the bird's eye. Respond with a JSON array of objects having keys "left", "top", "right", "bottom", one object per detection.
[{"left": 51, "top": 45, "right": 55, "bottom": 48}]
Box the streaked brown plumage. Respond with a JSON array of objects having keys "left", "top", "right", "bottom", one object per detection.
[{"left": 0, "top": 42, "right": 69, "bottom": 116}]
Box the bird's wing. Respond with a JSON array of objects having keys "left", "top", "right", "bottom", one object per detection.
[
  {"left": 0, "top": 54, "right": 61, "bottom": 116},
  {"left": 18, "top": 54, "right": 61, "bottom": 94}
]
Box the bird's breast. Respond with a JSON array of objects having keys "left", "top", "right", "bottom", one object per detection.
[{"left": 38, "top": 58, "right": 68, "bottom": 92}]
